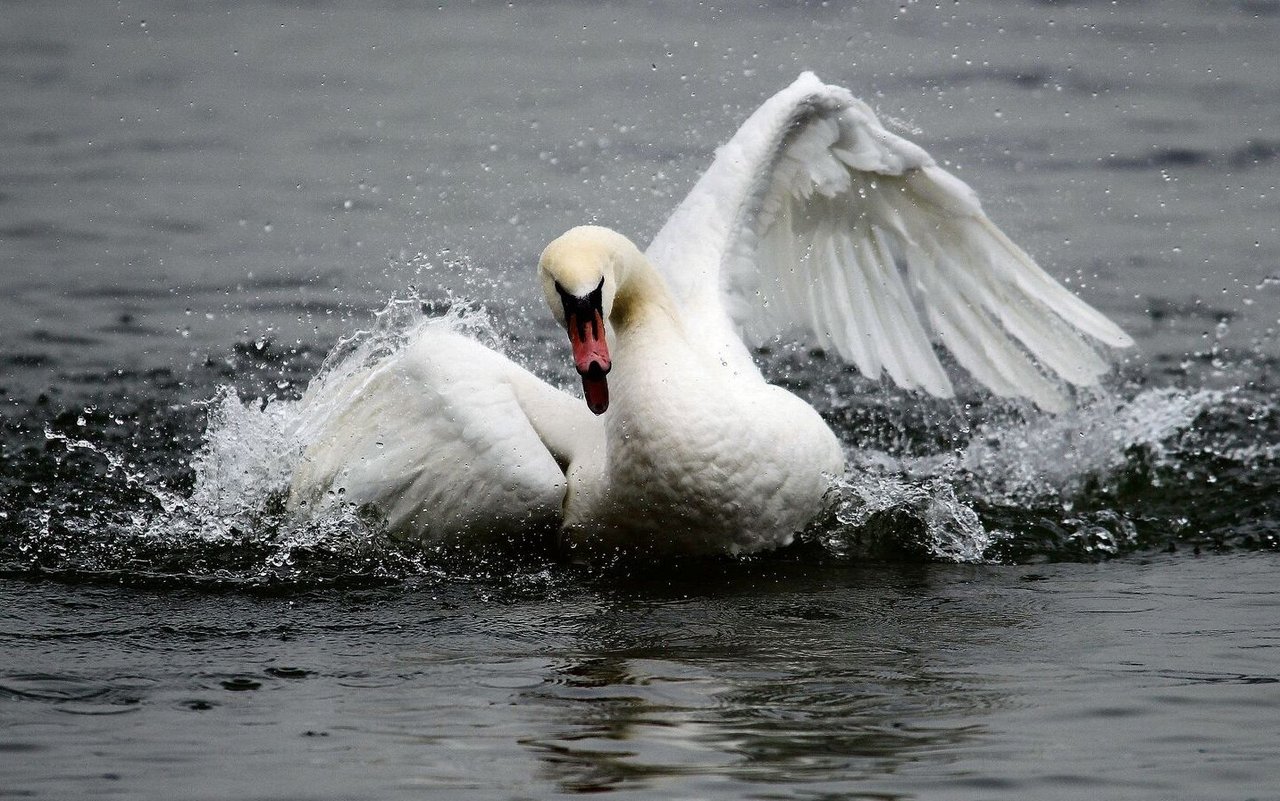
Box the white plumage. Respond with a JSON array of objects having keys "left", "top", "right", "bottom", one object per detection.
[
  {"left": 648, "top": 72, "right": 1130, "bottom": 410},
  {"left": 288, "top": 73, "right": 1132, "bottom": 555}
]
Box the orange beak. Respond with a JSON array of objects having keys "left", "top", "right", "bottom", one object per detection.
[{"left": 558, "top": 279, "right": 610, "bottom": 415}]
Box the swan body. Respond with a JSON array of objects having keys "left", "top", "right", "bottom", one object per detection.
[
  {"left": 289, "top": 73, "right": 1132, "bottom": 556},
  {"left": 545, "top": 228, "right": 843, "bottom": 554}
]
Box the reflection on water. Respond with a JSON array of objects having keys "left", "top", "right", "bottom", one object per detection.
[{"left": 510, "top": 568, "right": 1012, "bottom": 795}]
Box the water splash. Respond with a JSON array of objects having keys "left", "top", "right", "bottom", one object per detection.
[
  {"left": 819, "top": 383, "right": 1276, "bottom": 563},
  {"left": 187, "top": 389, "right": 304, "bottom": 524},
  {"left": 3, "top": 285, "right": 1278, "bottom": 586},
  {"left": 0, "top": 291, "right": 553, "bottom": 589},
  {"left": 949, "top": 387, "right": 1224, "bottom": 502},
  {"left": 821, "top": 471, "right": 992, "bottom": 563}
]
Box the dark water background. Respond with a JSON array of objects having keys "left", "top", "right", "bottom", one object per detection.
[{"left": 2, "top": 1, "right": 1279, "bottom": 798}]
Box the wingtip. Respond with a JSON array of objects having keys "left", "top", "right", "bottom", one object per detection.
[
  {"left": 1107, "top": 327, "right": 1137, "bottom": 350},
  {"left": 1034, "top": 388, "right": 1071, "bottom": 415},
  {"left": 1075, "top": 308, "right": 1137, "bottom": 350},
  {"left": 792, "top": 71, "right": 825, "bottom": 90}
]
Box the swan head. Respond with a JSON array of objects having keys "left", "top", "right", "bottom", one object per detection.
[{"left": 538, "top": 226, "right": 638, "bottom": 415}]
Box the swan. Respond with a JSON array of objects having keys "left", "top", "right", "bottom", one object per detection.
[{"left": 287, "top": 72, "right": 1133, "bottom": 556}]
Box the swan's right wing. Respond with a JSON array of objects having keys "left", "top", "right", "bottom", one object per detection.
[{"left": 647, "top": 73, "right": 1132, "bottom": 411}]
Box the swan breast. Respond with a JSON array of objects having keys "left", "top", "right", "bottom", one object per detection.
[{"left": 564, "top": 362, "right": 843, "bottom": 556}]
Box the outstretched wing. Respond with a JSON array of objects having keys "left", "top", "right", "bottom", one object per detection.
[{"left": 645, "top": 72, "right": 1132, "bottom": 411}]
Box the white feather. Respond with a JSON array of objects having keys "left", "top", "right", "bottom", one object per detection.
[
  {"left": 647, "top": 72, "right": 1133, "bottom": 408},
  {"left": 289, "top": 74, "right": 1135, "bottom": 555}
]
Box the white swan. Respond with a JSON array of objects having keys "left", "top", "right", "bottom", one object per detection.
[{"left": 288, "top": 72, "right": 1133, "bottom": 556}]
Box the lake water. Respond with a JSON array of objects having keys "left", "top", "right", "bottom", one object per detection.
[{"left": 2, "top": 1, "right": 1279, "bottom": 799}]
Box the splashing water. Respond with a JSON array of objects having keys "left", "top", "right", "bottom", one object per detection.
[
  {"left": 2, "top": 284, "right": 1278, "bottom": 587},
  {"left": 819, "top": 382, "right": 1276, "bottom": 563},
  {"left": 952, "top": 387, "right": 1225, "bottom": 502},
  {"left": 0, "top": 292, "right": 558, "bottom": 589},
  {"left": 822, "top": 472, "right": 992, "bottom": 563}
]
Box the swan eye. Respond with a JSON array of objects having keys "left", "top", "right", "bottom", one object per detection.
[
  {"left": 555, "top": 278, "right": 606, "bottom": 338},
  {"left": 587, "top": 276, "right": 604, "bottom": 308}
]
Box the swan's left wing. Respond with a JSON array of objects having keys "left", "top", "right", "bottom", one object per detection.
[
  {"left": 646, "top": 72, "right": 1132, "bottom": 411},
  {"left": 289, "top": 321, "right": 598, "bottom": 541}
]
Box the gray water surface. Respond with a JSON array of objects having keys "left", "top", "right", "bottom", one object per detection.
[
  {"left": 2, "top": 1, "right": 1279, "bottom": 799},
  {"left": 4, "top": 556, "right": 1279, "bottom": 800}
]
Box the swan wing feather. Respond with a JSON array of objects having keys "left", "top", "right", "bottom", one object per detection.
[
  {"left": 289, "top": 322, "right": 595, "bottom": 540},
  {"left": 646, "top": 72, "right": 1132, "bottom": 411}
]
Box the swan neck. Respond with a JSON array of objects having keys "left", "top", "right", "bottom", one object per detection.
[{"left": 610, "top": 252, "right": 678, "bottom": 332}]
